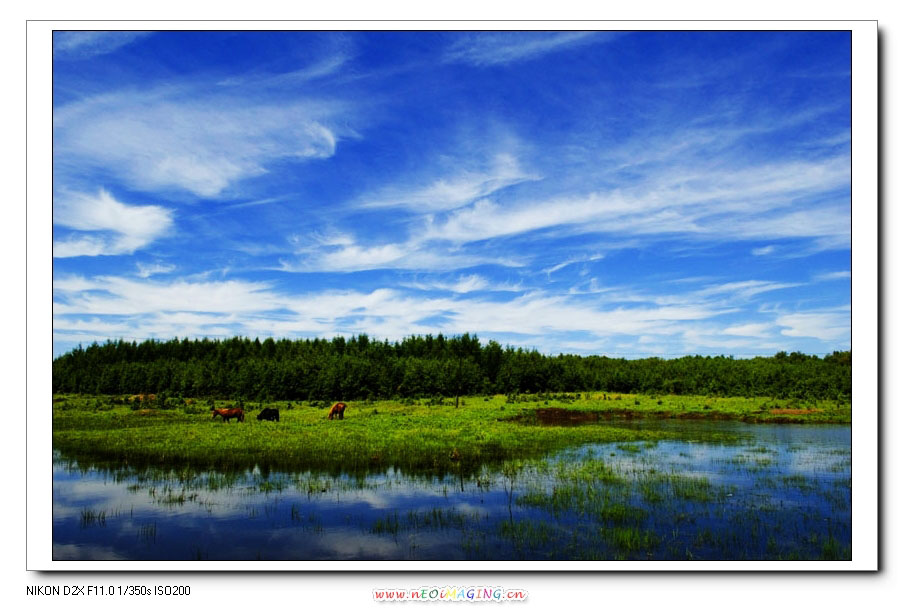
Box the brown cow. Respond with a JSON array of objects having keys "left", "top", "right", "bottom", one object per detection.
[
  {"left": 211, "top": 407, "right": 245, "bottom": 423},
  {"left": 327, "top": 402, "right": 347, "bottom": 420}
]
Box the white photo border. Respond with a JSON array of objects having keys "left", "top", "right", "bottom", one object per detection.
[{"left": 27, "top": 19, "right": 878, "bottom": 572}]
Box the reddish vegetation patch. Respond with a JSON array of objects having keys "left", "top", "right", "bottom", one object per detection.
[
  {"left": 517, "top": 407, "right": 724, "bottom": 425},
  {"left": 676, "top": 411, "right": 733, "bottom": 420},
  {"left": 510, "top": 406, "right": 831, "bottom": 426},
  {"left": 528, "top": 408, "right": 601, "bottom": 425}
]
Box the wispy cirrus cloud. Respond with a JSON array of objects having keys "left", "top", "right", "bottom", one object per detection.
[
  {"left": 813, "top": 270, "right": 851, "bottom": 282},
  {"left": 53, "top": 275, "right": 280, "bottom": 317},
  {"left": 272, "top": 147, "right": 848, "bottom": 275},
  {"left": 695, "top": 280, "right": 801, "bottom": 300},
  {"left": 776, "top": 308, "right": 851, "bottom": 342},
  {"left": 680, "top": 327, "right": 786, "bottom": 354},
  {"left": 136, "top": 261, "right": 176, "bottom": 278},
  {"left": 53, "top": 189, "right": 174, "bottom": 257},
  {"left": 360, "top": 153, "right": 539, "bottom": 212},
  {"left": 279, "top": 231, "right": 523, "bottom": 273},
  {"left": 401, "top": 274, "right": 491, "bottom": 294},
  {"left": 400, "top": 274, "right": 524, "bottom": 294},
  {"left": 561, "top": 277, "right": 800, "bottom": 310},
  {"left": 54, "top": 88, "right": 347, "bottom": 198},
  {"left": 52, "top": 273, "right": 728, "bottom": 350},
  {"left": 544, "top": 253, "right": 606, "bottom": 277},
  {"left": 218, "top": 50, "right": 354, "bottom": 89},
  {"left": 752, "top": 245, "right": 776, "bottom": 256},
  {"left": 420, "top": 154, "right": 850, "bottom": 248},
  {"left": 445, "top": 32, "right": 617, "bottom": 66},
  {"left": 53, "top": 31, "right": 151, "bottom": 60},
  {"left": 721, "top": 322, "right": 775, "bottom": 337},
  {"left": 52, "top": 263, "right": 852, "bottom": 357}
]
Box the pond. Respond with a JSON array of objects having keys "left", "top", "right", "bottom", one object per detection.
[{"left": 52, "top": 421, "right": 851, "bottom": 561}]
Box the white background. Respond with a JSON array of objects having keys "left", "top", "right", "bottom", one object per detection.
[{"left": 7, "top": 1, "right": 900, "bottom": 607}]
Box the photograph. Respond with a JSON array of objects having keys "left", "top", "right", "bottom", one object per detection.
[{"left": 42, "top": 26, "right": 865, "bottom": 569}]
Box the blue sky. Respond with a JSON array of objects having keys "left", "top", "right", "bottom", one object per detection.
[{"left": 51, "top": 30, "right": 852, "bottom": 358}]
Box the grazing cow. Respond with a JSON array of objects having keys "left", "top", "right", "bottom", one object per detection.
[
  {"left": 327, "top": 402, "right": 347, "bottom": 420},
  {"left": 257, "top": 407, "right": 280, "bottom": 422},
  {"left": 211, "top": 407, "right": 245, "bottom": 423}
]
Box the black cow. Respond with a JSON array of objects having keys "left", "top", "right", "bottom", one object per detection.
[{"left": 257, "top": 407, "right": 280, "bottom": 422}]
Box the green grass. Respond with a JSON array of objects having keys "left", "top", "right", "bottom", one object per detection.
[
  {"left": 600, "top": 526, "right": 662, "bottom": 554},
  {"left": 370, "top": 507, "right": 482, "bottom": 535},
  {"left": 497, "top": 519, "right": 558, "bottom": 552},
  {"left": 52, "top": 392, "right": 850, "bottom": 474},
  {"left": 637, "top": 472, "right": 733, "bottom": 503},
  {"left": 519, "top": 483, "right": 648, "bottom": 524}
]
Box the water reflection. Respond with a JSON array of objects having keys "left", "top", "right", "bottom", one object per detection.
[{"left": 53, "top": 422, "right": 851, "bottom": 561}]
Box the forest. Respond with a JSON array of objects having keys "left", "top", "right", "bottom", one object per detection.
[{"left": 51, "top": 334, "right": 852, "bottom": 401}]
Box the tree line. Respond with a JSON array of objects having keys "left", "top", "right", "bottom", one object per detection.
[{"left": 52, "top": 334, "right": 852, "bottom": 401}]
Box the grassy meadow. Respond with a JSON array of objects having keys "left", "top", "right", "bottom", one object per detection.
[{"left": 52, "top": 392, "right": 851, "bottom": 474}]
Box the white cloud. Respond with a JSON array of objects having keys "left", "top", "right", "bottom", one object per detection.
[
  {"left": 52, "top": 275, "right": 106, "bottom": 293},
  {"left": 313, "top": 242, "right": 408, "bottom": 270},
  {"left": 680, "top": 328, "right": 785, "bottom": 353},
  {"left": 54, "top": 90, "right": 343, "bottom": 197},
  {"left": 722, "top": 322, "right": 774, "bottom": 337},
  {"left": 53, "top": 273, "right": 728, "bottom": 350},
  {"left": 281, "top": 231, "right": 524, "bottom": 273},
  {"left": 424, "top": 196, "right": 592, "bottom": 243},
  {"left": 716, "top": 205, "right": 851, "bottom": 247},
  {"left": 400, "top": 274, "right": 524, "bottom": 294},
  {"left": 260, "top": 120, "right": 851, "bottom": 277},
  {"left": 136, "top": 261, "right": 176, "bottom": 278},
  {"left": 695, "top": 280, "right": 801, "bottom": 300},
  {"left": 544, "top": 254, "right": 605, "bottom": 277},
  {"left": 814, "top": 270, "right": 852, "bottom": 282},
  {"left": 248, "top": 52, "right": 352, "bottom": 86},
  {"left": 53, "top": 275, "right": 280, "bottom": 317},
  {"left": 421, "top": 154, "right": 850, "bottom": 248},
  {"left": 53, "top": 189, "right": 174, "bottom": 257},
  {"left": 752, "top": 245, "right": 776, "bottom": 256},
  {"left": 445, "top": 32, "right": 614, "bottom": 66},
  {"left": 402, "top": 274, "right": 489, "bottom": 293},
  {"left": 53, "top": 269, "right": 852, "bottom": 357},
  {"left": 776, "top": 309, "right": 851, "bottom": 342},
  {"left": 282, "top": 232, "right": 411, "bottom": 272},
  {"left": 361, "top": 153, "right": 539, "bottom": 212},
  {"left": 53, "top": 31, "right": 150, "bottom": 60},
  {"left": 53, "top": 236, "right": 118, "bottom": 258}
]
